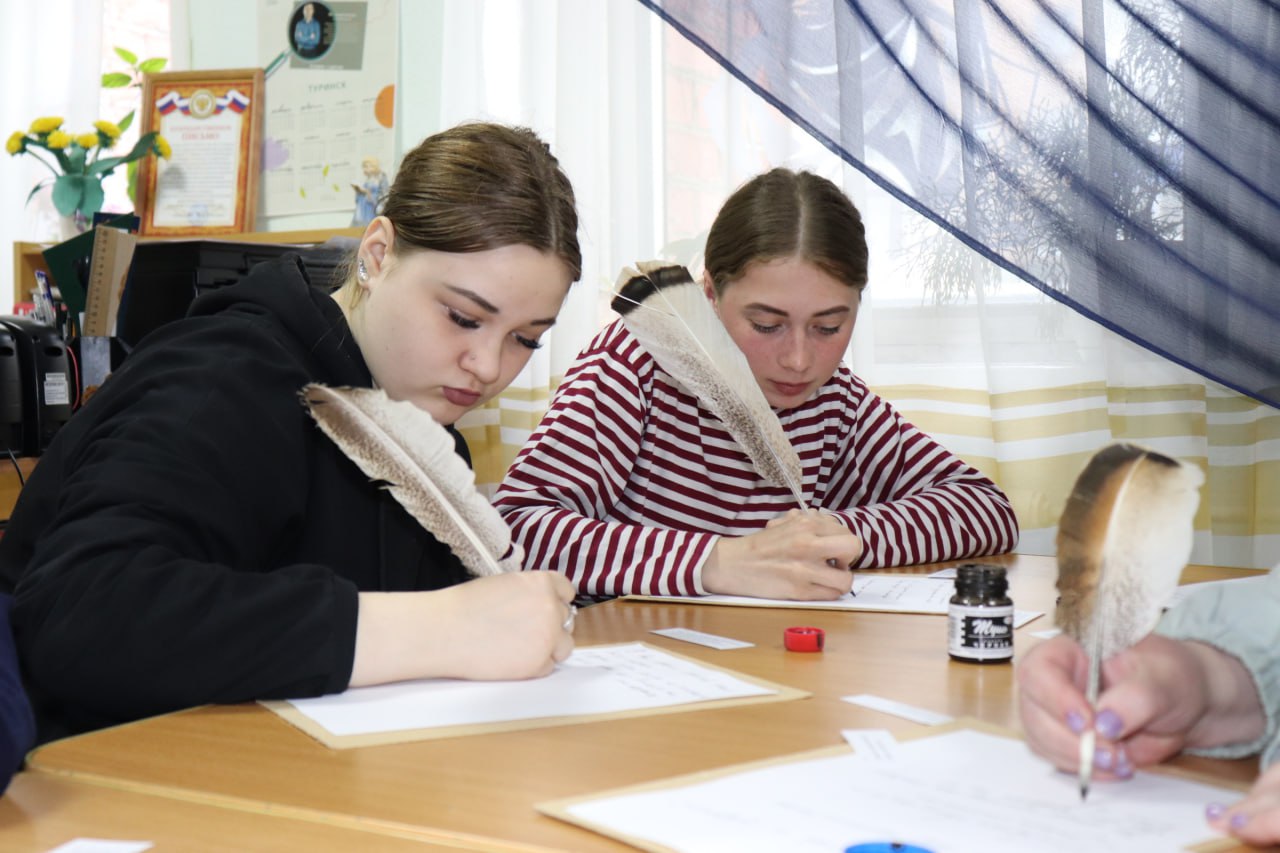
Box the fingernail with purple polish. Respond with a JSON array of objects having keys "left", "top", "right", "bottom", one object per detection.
[
  {"left": 1093, "top": 746, "right": 1113, "bottom": 771},
  {"left": 1230, "top": 813, "right": 1249, "bottom": 831},
  {"left": 1095, "top": 709, "right": 1123, "bottom": 740},
  {"left": 1205, "top": 803, "right": 1226, "bottom": 821},
  {"left": 1066, "top": 709, "right": 1085, "bottom": 734},
  {"left": 1114, "top": 751, "right": 1134, "bottom": 779}
]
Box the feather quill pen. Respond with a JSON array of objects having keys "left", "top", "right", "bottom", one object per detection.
[
  {"left": 1055, "top": 442, "right": 1203, "bottom": 800},
  {"left": 610, "top": 261, "right": 808, "bottom": 509},
  {"left": 300, "top": 384, "right": 522, "bottom": 578}
]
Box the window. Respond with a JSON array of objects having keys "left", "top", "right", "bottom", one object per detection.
[{"left": 98, "top": 0, "right": 171, "bottom": 217}]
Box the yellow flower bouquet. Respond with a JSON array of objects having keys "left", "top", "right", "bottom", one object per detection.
[{"left": 6, "top": 115, "right": 170, "bottom": 225}]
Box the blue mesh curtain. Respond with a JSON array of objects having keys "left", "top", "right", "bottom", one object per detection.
[{"left": 636, "top": 0, "right": 1280, "bottom": 407}]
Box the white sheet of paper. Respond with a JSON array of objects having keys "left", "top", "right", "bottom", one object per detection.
[
  {"left": 698, "top": 574, "right": 953, "bottom": 611},
  {"left": 284, "top": 643, "right": 774, "bottom": 737},
  {"left": 562, "top": 729, "right": 1236, "bottom": 853},
  {"left": 1012, "top": 610, "right": 1042, "bottom": 628},
  {"left": 678, "top": 575, "right": 1043, "bottom": 627}
]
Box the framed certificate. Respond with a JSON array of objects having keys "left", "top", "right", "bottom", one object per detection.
[{"left": 135, "top": 68, "right": 264, "bottom": 236}]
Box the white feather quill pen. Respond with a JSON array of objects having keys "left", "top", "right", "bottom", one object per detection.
[
  {"left": 300, "top": 384, "right": 522, "bottom": 578},
  {"left": 1055, "top": 441, "right": 1203, "bottom": 799},
  {"left": 610, "top": 261, "right": 808, "bottom": 509}
]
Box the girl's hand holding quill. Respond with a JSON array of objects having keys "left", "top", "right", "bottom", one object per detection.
[{"left": 1049, "top": 442, "right": 1203, "bottom": 799}]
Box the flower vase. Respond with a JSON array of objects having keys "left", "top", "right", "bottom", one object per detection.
[{"left": 56, "top": 211, "right": 89, "bottom": 242}]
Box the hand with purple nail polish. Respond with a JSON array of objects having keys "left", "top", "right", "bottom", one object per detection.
[
  {"left": 1020, "top": 564, "right": 1279, "bottom": 827},
  {"left": 1206, "top": 760, "right": 1280, "bottom": 847},
  {"left": 1015, "top": 635, "right": 1097, "bottom": 774},
  {"left": 1017, "top": 632, "right": 1266, "bottom": 783},
  {"left": 1016, "top": 634, "right": 1172, "bottom": 781},
  {"left": 1094, "top": 709, "right": 1123, "bottom": 741}
]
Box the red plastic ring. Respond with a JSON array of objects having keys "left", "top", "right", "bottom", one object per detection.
[{"left": 784, "top": 626, "right": 825, "bottom": 652}]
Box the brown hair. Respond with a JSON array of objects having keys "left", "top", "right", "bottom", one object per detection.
[
  {"left": 356, "top": 122, "right": 581, "bottom": 282},
  {"left": 703, "top": 168, "right": 867, "bottom": 296}
]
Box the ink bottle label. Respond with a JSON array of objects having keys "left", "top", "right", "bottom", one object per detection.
[
  {"left": 948, "top": 563, "right": 1013, "bottom": 663},
  {"left": 948, "top": 604, "right": 1013, "bottom": 661}
]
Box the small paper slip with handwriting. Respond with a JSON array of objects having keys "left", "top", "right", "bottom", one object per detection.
[
  {"left": 651, "top": 627, "right": 753, "bottom": 649},
  {"left": 629, "top": 574, "right": 1042, "bottom": 627},
  {"left": 264, "top": 642, "right": 806, "bottom": 748},
  {"left": 540, "top": 725, "right": 1244, "bottom": 853}
]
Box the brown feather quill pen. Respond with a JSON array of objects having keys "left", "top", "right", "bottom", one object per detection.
[
  {"left": 300, "top": 384, "right": 522, "bottom": 578},
  {"left": 1055, "top": 441, "right": 1203, "bottom": 799},
  {"left": 610, "top": 261, "right": 808, "bottom": 509}
]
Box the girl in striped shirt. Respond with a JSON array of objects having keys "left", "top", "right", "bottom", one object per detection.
[{"left": 494, "top": 168, "right": 1018, "bottom": 600}]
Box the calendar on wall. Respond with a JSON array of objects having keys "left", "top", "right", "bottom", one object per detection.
[{"left": 256, "top": 0, "right": 398, "bottom": 221}]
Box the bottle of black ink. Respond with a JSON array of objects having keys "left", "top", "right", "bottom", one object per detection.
[{"left": 948, "top": 563, "right": 1013, "bottom": 663}]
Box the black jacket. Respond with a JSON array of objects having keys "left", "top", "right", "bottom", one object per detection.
[{"left": 0, "top": 256, "right": 471, "bottom": 742}]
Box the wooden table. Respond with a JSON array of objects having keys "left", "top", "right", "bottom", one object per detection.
[
  {"left": 0, "top": 772, "right": 473, "bottom": 851},
  {"left": 21, "top": 556, "right": 1265, "bottom": 852},
  {"left": 0, "top": 456, "right": 38, "bottom": 523}
]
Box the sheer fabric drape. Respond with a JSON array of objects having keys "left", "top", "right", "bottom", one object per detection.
[
  {"left": 621, "top": 0, "right": 1279, "bottom": 568},
  {"left": 419, "top": 0, "right": 1276, "bottom": 568},
  {"left": 635, "top": 0, "right": 1280, "bottom": 409}
]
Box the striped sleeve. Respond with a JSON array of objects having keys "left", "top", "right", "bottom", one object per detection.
[
  {"left": 493, "top": 323, "right": 719, "bottom": 596},
  {"left": 818, "top": 379, "right": 1019, "bottom": 568}
]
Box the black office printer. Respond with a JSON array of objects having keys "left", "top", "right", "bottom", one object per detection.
[{"left": 0, "top": 317, "right": 72, "bottom": 456}]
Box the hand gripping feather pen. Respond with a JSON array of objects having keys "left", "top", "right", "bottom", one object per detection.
[{"left": 1054, "top": 442, "right": 1203, "bottom": 799}]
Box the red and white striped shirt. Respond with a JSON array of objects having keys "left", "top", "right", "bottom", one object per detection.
[{"left": 494, "top": 320, "right": 1019, "bottom": 597}]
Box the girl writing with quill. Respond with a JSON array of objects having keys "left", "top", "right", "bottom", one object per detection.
[
  {"left": 0, "top": 122, "right": 581, "bottom": 743},
  {"left": 494, "top": 168, "right": 1018, "bottom": 600},
  {"left": 1019, "top": 564, "right": 1280, "bottom": 847}
]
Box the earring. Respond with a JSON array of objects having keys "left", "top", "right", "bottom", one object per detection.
[{"left": 357, "top": 258, "right": 369, "bottom": 282}]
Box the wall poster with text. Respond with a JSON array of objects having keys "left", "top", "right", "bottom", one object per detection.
[{"left": 257, "top": 0, "right": 398, "bottom": 223}]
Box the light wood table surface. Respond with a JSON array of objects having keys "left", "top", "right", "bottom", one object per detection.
[
  {"left": 22, "top": 555, "right": 1267, "bottom": 852},
  {"left": 0, "top": 772, "right": 475, "bottom": 851},
  {"left": 0, "top": 456, "right": 38, "bottom": 523}
]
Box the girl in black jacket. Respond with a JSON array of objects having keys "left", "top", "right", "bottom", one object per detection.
[{"left": 0, "top": 122, "right": 581, "bottom": 743}]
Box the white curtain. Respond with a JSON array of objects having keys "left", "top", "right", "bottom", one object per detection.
[
  {"left": 645, "top": 22, "right": 1278, "bottom": 570},
  {"left": 404, "top": 0, "right": 665, "bottom": 489},
  {"left": 421, "top": 0, "right": 1277, "bottom": 570},
  {"left": 1, "top": 1, "right": 104, "bottom": 306},
  {"left": 691, "top": 20, "right": 1280, "bottom": 570}
]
